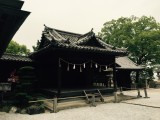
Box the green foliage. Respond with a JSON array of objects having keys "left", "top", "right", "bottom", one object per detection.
[
  {"left": 140, "top": 67, "right": 154, "bottom": 81},
  {"left": 18, "top": 66, "right": 36, "bottom": 82},
  {"left": 153, "top": 64, "right": 160, "bottom": 72},
  {"left": 149, "top": 81, "right": 156, "bottom": 88},
  {"left": 0, "top": 104, "right": 11, "bottom": 113},
  {"left": 99, "top": 16, "right": 160, "bottom": 65},
  {"left": 26, "top": 104, "right": 45, "bottom": 115},
  {"left": 5, "top": 40, "right": 30, "bottom": 55},
  {"left": 131, "top": 67, "right": 154, "bottom": 88},
  {"left": 15, "top": 93, "right": 31, "bottom": 106},
  {"left": 18, "top": 66, "right": 37, "bottom": 85},
  {"left": 14, "top": 66, "right": 37, "bottom": 107}
]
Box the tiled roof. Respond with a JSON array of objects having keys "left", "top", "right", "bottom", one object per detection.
[
  {"left": 0, "top": 54, "right": 32, "bottom": 62},
  {"left": 55, "top": 29, "right": 81, "bottom": 43},
  {"left": 35, "top": 25, "right": 127, "bottom": 56},
  {"left": 116, "top": 56, "right": 143, "bottom": 70},
  {"left": 43, "top": 26, "right": 81, "bottom": 43}
]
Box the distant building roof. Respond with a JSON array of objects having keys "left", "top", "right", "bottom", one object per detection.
[
  {"left": 116, "top": 56, "right": 143, "bottom": 70},
  {"left": 0, "top": 54, "right": 32, "bottom": 62}
]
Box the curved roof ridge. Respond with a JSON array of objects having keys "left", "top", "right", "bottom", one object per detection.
[
  {"left": 96, "top": 37, "right": 127, "bottom": 52},
  {"left": 73, "top": 31, "right": 95, "bottom": 45},
  {"left": 96, "top": 37, "right": 113, "bottom": 49},
  {"left": 44, "top": 25, "right": 66, "bottom": 42},
  {"left": 44, "top": 25, "right": 82, "bottom": 36}
]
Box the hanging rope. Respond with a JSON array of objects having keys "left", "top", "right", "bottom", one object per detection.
[{"left": 58, "top": 58, "right": 114, "bottom": 72}]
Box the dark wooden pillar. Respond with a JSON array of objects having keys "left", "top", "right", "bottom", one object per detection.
[
  {"left": 113, "top": 57, "right": 117, "bottom": 92},
  {"left": 57, "top": 60, "right": 62, "bottom": 97}
]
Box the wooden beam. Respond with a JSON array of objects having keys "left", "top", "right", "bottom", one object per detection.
[
  {"left": 57, "top": 60, "right": 62, "bottom": 97},
  {"left": 113, "top": 57, "right": 117, "bottom": 92}
]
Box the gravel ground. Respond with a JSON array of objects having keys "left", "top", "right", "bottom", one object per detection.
[
  {"left": 123, "top": 88, "right": 160, "bottom": 107},
  {"left": 1, "top": 88, "right": 160, "bottom": 120}
]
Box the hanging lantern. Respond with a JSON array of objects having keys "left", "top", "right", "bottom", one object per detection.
[
  {"left": 59, "top": 59, "right": 61, "bottom": 67},
  {"left": 105, "top": 66, "right": 108, "bottom": 70},
  {"left": 80, "top": 65, "right": 82, "bottom": 72},
  {"left": 99, "top": 66, "right": 102, "bottom": 72},
  {"left": 90, "top": 62, "right": 92, "bottom": 68},
  {"left": 73, "top": 64, "right": 76, "bottom": 69},
  {"left": 67, "top": 63, "right": 70, "bottom": 71},
  {"left": 95, "top": 63, "right": 98, "bottom": 68},
  {"left": 83, "top": 63, "right": 85, "bottom": 68}
]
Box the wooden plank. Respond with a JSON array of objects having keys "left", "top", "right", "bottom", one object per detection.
[
  {"left": 97, "top": 89, "right": 104, "bottom": 102},
  {"left": 29, "top": 96, "right": 86, "bottom": 103},
  {"left": 29, "top": 98, "right": 54, "bottom": 103},
  {"left": 83, "top": 90, "right": 90, "bottom": 103},
  {"left": 58, "top": 96, "right": 86, "bottom": 100}
]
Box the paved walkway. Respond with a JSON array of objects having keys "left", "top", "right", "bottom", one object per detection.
[{"left": 1, "top": 88, "right": 160, "bottom": 120}]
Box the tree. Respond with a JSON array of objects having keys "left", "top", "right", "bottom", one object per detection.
[
  {"left": 99, "top": 16, "right": 160, "bottom": 65},
  {"left": 5, "top": 40, "right": 30, "bottom": 55}
]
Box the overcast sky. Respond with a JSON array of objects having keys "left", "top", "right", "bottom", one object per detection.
[{"left": 13, "top": 0, "right": 160, "bottom": 51}]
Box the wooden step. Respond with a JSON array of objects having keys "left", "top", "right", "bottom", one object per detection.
[{"left": 44, "top": 99, "right": 88, "bottom": 111}]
